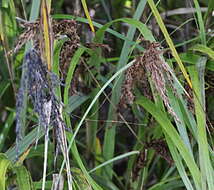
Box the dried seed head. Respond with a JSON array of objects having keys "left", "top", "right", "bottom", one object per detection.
[
  {"left": 119, "top": 61, "right": 143, "bottom": 108},
  {"left": 119, "top": 40, "right": 180, "bottom": 122},
  {"left": 145, "top": 138, "right": 173, "bottom": 165},
  {"left": 11, "top": 19, "right": 79, "bottom": 57},
  {"left": 132, "top": 149, "right": 147, "bottom": 181},
  {"left": 139, "top": 41, "right": 180, "bottom": 122},
  {"left": 56, "top": 20, "right": 80, "bottom": 78}
]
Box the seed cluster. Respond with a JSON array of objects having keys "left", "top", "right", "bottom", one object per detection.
[
  {"left": 120, "top": 39, "right": 179, "bottom": 121},
  {"left": 132, "top": 149, "right": 147, "bottom": 181},
  {"left": 53, "top": 19, "right": 80, "bottom": 77},
  {"left": 15, "top": 49, "right": 67, "bottom": 159},
  {"left": 11, "top": 19, "right": 80, "bottom": 77},
  {"left": 132, "top": 138, "right": 173, "bottom": 181},
  {"left": 145, "top": 138, "right": 173, "bottom": 165},
  {"left": 119, "top": 62, "right": 144, "bottom": 107}
]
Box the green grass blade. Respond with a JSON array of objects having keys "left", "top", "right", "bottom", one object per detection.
[
  {"left": 86, "top": 88, "right": 99, "bottom": 158},
  {"left": 0, "top": 81, "right": 10, "bottom": 98},
  {"left": 168, "top": 89, "right": 193, "bottom": 155},
  {"left": 53, "top": 38, "right": 68, "bottom": 99},
  {"left": 0, "top": 153, "right": 12, "bottom": 190},
  {"left": 136, "top": 96, "right": 201, "bottom": 189},
  {"left": 166, "top": 135, "right": 194, "bottom": 190},
  {"left": 65, "top": 94, "right": 90, "bottom": 114},
  {"left": 29, "top": 0, "right": 41, "bottom": 20},
  {"left": 190, "top": 44, "right": 214, "bottom": 60},
  {"left": 6, "top": 126, "right": 48, "bottom": 162},
  {"left": 63, "top": 47, "right": 86, "bottom": 106},
  {"left": 94, "top": 18, "right": 154, "bottom": 43},
  {"left": 14, "top": 165, "right": 35, "bottom": 190},
  {"left": 89, "top": 151, "right": 139, "bottom": 174},
  {"left": 66, "top": 132, "right": 104, "bottom": 190},
  {"left": 0, "top": 112, "right": 15, "bottom": 151},
  {"left": 188, "top": 59, "right": 214, "bottom": 190},
  {"left": 193, "top": 0, "right": 206, "bottom": 45}
]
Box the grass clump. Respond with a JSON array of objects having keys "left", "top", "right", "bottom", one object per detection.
[{"left": 0, "top": 0, "right": 213, "bottom": 190}]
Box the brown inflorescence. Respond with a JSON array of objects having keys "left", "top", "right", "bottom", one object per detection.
[
  {"left": 120, "top": 39, "right": 180, "bottom": 122},
  {"left": 145, "top": 138, "right": 173, "bottom": 165},
  {"left": 11, "top": 19, "right": 80, "bottom": 77},
  {"left": 132, "top": 149, "right": 147, "bottom": 181},
  {"left": 119, "top": 61, "right": 144, "bottom": 108},
  {"left": 53, "top": 19, "right": 80, "bottom": 78},
  {"left": 132, "top": 138, "right": 173, "bottom": 181}
]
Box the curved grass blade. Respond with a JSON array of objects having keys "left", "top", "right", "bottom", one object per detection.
[
  {"left": 53, "top": 38, "right": 68, "bottom": 99},
  {"left": 52, "top": 14, "right": 144, "bottom": 51},
  {"left": 14, "top": 165, "right": 35, "bottom": 190},
  {"left": 63, "top": 47, "right": 87, "bottom": 105},
  {"left": 0, "top": 153, "right": 12, "bottom": 190},
  {"left": 66, "top": 59, "right": 135, "bottom": 156},
  {"left": 166, "top": 135, "right": 194, "bottom": 190},
  {"left": 89, "top": 151, "right": 139, "bottom": 174},
  {"left": 62, "top": 47, "right": 104, "bottom": 190},
  {"left": 190, "top": 44, "right": 214, "bottom": 60},
  {"left": 0, "top": 81, "right": 10, "bottom": 99},
  {"left": 60, "top": 58, "right": 136, "bottom": 190}
]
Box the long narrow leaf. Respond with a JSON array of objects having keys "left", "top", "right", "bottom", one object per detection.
[
  {"left": 81, "top": 0, "right": 95, "bottom": 32},
  {"left": 136, "top": 96, "right": 201, "bottom": 189}
]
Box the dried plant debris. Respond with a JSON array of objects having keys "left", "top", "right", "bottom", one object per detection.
[
  {"left": 132, "top": 149, "right": 147, "bottom": 181},
  {"left": 119, "top": 39, "right": 180, "bottom": 121},
  {"left": 85, "top": 42, "right": 112, "bottom": 52},
  {"left": 145, "top": 138, "right": 173, "bottom": 165},
  {"left": 16, "top": 49, "right": 56, "bottom": 150},
  {"left": 10, "top": 18, "right": 80, "bottom": 78},
  {"left": 119, "top": 62, "right": 144, "bottom": 107},
  {"left": 15, "top": 49, "right": 72, "bottom": 184},
  {"left": 132, "top": 138, "right": 173, "bottom": 181},
  {"left": 54, "top": 20, "right": 80, "bottom": 77},
  {"left": 11, "top": 20, "right": 40, "bottom": 55},
  {"left": 12, "top": 18, "right": 79, "bottom": 54}
]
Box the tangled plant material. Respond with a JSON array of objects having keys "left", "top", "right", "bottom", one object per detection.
[
  {"left": 12, "top": 17, "right": 83, "bottom": 189},
  {"left": 132, "top": 138, "right": 173, "bottom": 181},
  {"left": 120, "top": 39, "right": 180, "bottom": 122},
  {"left": 16, "top": 49, "right": 62, "bottom": 155},
  {"left": 11, "top": 18, "right": 80, "bottom": 78},
  {"left": 15, "top": 49, "right": 72, "bottom": 187},
  {"left": 145, "top": 138, "right": 173, "bottom": 165},
  {"left": 15, "top": 49, "right": 49, "bottom": 152}
]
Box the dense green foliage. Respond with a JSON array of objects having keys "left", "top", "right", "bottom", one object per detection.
[{"left": 0, "top": 0, "right": 214, "bottom": 189}]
